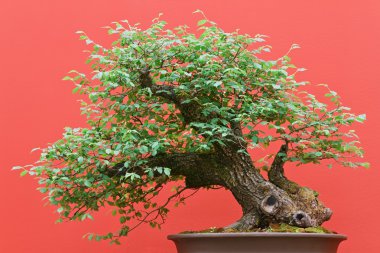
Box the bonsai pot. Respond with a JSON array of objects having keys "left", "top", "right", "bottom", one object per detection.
[{"left": 168, "top": 232, "right": 347, "bottom": 253}]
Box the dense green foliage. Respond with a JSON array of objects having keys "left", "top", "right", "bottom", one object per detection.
[{"left": 15, "top": 12, "right": 367, "bottom": 244}]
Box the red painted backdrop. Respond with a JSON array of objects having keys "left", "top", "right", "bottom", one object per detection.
[{"left": 1, "top": 1, "right": 379, "bottom": 252}]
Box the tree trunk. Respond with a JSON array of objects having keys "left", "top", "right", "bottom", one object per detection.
[{"left": 214, "top": 147, "right": 332, "bottom": 230}]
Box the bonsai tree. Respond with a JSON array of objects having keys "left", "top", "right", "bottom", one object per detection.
[{"left": 16, "top": 12, "right": 368, "bottom": 244}]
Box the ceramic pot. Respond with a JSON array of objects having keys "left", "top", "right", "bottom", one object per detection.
[{"left": 168, "top": 232, "right": 346, "bottom": 253}]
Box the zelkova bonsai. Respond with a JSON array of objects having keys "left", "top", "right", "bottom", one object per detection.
[{"left": 16, "top": 13, "right": 368, "bottom": 244}]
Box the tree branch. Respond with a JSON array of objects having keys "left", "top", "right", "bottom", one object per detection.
[
  {"left": 107, "top": 152, "right": 226, "bottom": 189},
  {"left": 139, "top": 68, "right": 247, "bottom": 154},
  {"left": 268, "top": 142, "right": 300, "bottom": 194},
  {"left": 140, "top": 68, "right": 179, "bottom": 103}
]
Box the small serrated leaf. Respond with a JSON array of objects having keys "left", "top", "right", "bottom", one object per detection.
[
  {"left": 72, "top": 87, "right": 80, "bottom": 94},
  {"left": 197, "top": 19, "right": 207, "bottom": 26},
  {"left": 356, "top": 114, "right": 366, "bottom": 123},
  {"left": 20, "top": 170, "right": 28, "bottom": 177},
  {"left": 164, "top": 167, "right": 171, "bottom": 176},
  {"left": 361, "top": 162, "right": 370, "bottom": 168}
]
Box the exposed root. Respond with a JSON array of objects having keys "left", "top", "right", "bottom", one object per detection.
[{"left": 224, "top": 212, "right": 261, "bottom": 231}]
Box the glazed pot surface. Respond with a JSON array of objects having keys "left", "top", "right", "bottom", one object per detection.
[{"left": 168, "top": 232, "right": 347, "bottom": 253}]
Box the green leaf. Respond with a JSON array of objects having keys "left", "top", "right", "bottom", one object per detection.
[
  {"left": 119, "top": 216, "right": 127, "bottom": 224},
  {"left": 110, "top": 239, "right": 121, "bottom": 245},
  {"left": 356, "top": 114, "right": 366, "bottom": 123},
  {"left": 72, "top": 87, "right": 80, "bottom": 94},
  {"left": 164, "top": 167, "right": 171, "bottom": 176},
  {"left": 39, "top": 187, "right": 48, "bottom": 193},
  {"left": 77, "top": 156, "right": 84, "bottom": 163},
  {"left": 197, "top": 19, "right": 207, "bottom": 26},
  {"left": 20, "top": 170, "right": 28, "bottom": 177},
  {"left": 139, "top": 145, "right": 149, "bottom": 154},
  {"left": 360, "top": 162, "right": 370, "bottom": 168}
]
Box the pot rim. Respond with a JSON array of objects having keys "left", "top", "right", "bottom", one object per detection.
[{"left": 168, "top": 232, "right": 347, "bottom": 240}]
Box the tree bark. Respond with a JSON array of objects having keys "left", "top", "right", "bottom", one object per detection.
[
  {"left": 108, "top": 152, "right": 226, "bottom": 188},
  {"left": 217, "top": 142, "right": 333, "bottom": 229}
]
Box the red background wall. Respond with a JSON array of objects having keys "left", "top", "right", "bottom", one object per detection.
[{"left": 1, "top": 1, "right": 379, "bottom": 252}]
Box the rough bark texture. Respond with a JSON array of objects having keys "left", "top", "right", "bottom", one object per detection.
[{"left": 109, "top": 70, "right": 333, "bottom": 230}]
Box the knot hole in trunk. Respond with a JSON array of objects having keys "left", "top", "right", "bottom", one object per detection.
[
  {"left": 260, "top": 195, "right": 280, "bottom": 215},
  {"left": 292, "top": 211, "right": 314, "bottom": 227}
]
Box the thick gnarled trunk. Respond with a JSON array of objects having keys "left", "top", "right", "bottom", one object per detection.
[{"left": 217, "top": 146, "right": 332, "bottom": 230}]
